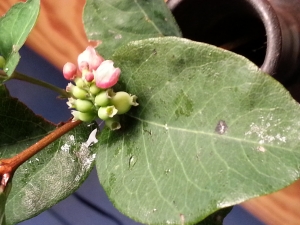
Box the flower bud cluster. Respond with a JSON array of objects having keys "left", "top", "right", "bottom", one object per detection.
[{"left": 63, "top": 46, "right": 138, "bottom": 130}]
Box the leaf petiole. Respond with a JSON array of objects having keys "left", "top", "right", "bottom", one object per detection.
[{"left": 10, "top": 71, "right": 71, "bottom": 98}]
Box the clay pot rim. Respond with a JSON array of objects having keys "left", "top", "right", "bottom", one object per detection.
[
  {"left": 167, "top": 0, "right": 282, "bottom": 77},
  {"left": 245, "top": 0, "right": 282, "bottom": 76}
]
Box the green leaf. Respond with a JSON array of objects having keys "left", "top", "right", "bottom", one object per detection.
[
  {"left": 96, "top": 37, "right": 300, "bottom": 224},
  {"left": 0, "top": 182, "right": 12, "bottom": 225},
  {"left": 0, "top": 85, "right": 98, "bottom": 224},
  {"left": 0, "top": 0, "right": 40, "bottom": 77},
  {"left": 0, "top": 85, "right": 54, "bottom": 146},
  {"left": 83, "top": 0, "right": 181, "bottom": 58}
]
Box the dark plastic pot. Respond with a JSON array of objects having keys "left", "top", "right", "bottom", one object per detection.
[{"left": 167, "top": 0, "right": 300, "bottom": 85}]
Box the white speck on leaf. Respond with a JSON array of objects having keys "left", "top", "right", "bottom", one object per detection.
[
  {"left": 115, "top": 34, "right": 122, "bottom": 39},
  {"left": 257, "top": 146, "right": 266, "bottom": 152},
  {"left": 12, "top": 45, "right": 18, "bottom": 52},
  {"left": 180, "top": 214, "right": 185, "bottom": 225},
  {"left": 245, "top": 116, "right": 287, "bottom": 144},
  {"left": 74, "top": 175, "right": 81, "bottom": 182},
  {"left": 215, "top": 120, "right": 228, "bottom": 135},
  {"left": 61, "top": 143, "right": 71, "bottom": 153},
  {"left": 275, "top": 133, "right": 286, "bottom": 143},
  {"left": 69, "top": 135, "right": 75, "bottom": 142}
]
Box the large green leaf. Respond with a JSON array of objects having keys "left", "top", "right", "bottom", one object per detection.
[
  {"left": 0, "top": 85, "right": 98, "bottom": 224},
  {"left": 96, "top": 37, "right": 300, "bottom": 224},
  {"left": 0, "top": 181, "right": 12, "bottom": 225},
  {"left": 83, "top": 0, "right": 181, "bottom": 58},
  {"left": 0, "top": 0, "right": 40, "bottom": 77}
]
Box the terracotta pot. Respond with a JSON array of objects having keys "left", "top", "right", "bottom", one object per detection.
[{"left": 167, "top": 0, "right": 300, "bottom": 84}]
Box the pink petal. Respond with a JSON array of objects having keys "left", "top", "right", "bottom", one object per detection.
[
  {"left": 78, "top": 61, "right": 89, "bottom": 72},
  {"left": 90, "top": 55, "right": 104, "bottom": 71},
  {"left": 85, "top": 71, "right": 94, "bottom": 82},
  {"left": 77, "top": 46, "right": 104, "bottom": 72},
  {"left": 94, "top": 60, "right": 121, "bottom": 89}
]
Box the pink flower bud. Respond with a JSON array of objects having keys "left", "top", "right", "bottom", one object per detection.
[
  {"left": 77, "top": 46, "right": 104, "bottom": 72},
  {"left": 63, "top": 62, "right": 77, "bottom": 80},
  {"left": 94, "top": 60, "right": 121, "bottom": 89},
  {"left": 85, "top": 71, "right": 94, "bottom": 82},
  {"left": 78, "top": 61, "right": 89, "bottom": 72}
]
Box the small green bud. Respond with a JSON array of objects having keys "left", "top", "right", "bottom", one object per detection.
[
  {"left": 95, "top": 90, "right": 110, "bottom": 107},
  {"left": 0, "top": 56, "right": 5, "bottom": 69},
  {"left": 75, "top": 99, "right": 94, "bottom": 112},
  {"left": 89, "top": 83, "right": 102, "bottom": 95},
  {"left": 75, "top": 78, "right": 85, "bottom": 89},
  {"left": 98, "top": 106, "right": 118, "bottom": 120},
  {"left": 72, "top": 86, "right": 88, "bottom": 99},
  {"left": 111, "top": 91, "right": 138, "bottom": 114},
  {"left": 105, "top": 116, "right": 121, "bottom": 130},
  {"left": 72, "top": 110, "right": 95, "bottom": 122}
]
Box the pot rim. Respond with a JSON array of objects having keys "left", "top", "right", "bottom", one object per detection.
[
  {"left": 167, "top": 0, "right": 282, "bottom": 77},
  {"left": 245, "top": 0, "right": 282, "bottom": 76}
]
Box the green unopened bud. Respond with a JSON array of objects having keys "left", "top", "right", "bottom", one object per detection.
[
  {"left": 95, "top": 89, "right": 111, "bottom": 107},
  {"left": 105, "top": 116, "right": 121, "bottom": 130},
  {"left": 0, "top": 56, "right": 5, "bottom": 69},
  {"left": 89, "top": 83, "right": 102, "bottom": 95},
  {"left": 75, "top": 78, "right": 85, "bottom": 89},
  {"left": 72, "top": 110, "right": 95, "bottom": 122},
  {"left": 111, "top": 91, "right": 138, "bottom": 114},
  {"left": 72, "top": 86, "right": 88, "bottom": 99},
  {"left": 98, "top": 106, "right": 118, "bottom": 120},
  {"left": 75, "top": 99, "right": 94, "bottom": 112}
]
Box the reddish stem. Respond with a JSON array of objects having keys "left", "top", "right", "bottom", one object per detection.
[{"left": 0, "top": 119, "right": 82, "bottom": 187}]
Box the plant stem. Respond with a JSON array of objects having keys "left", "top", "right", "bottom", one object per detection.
[
  {"left": 0, "top": 119, "right": 81, "bottom": 187},
  {"left": 11, "top": 71, "right": 71, "bottom": 98},
  {"left": 0, "top": 70, "right": 7, "bottom": 80}
]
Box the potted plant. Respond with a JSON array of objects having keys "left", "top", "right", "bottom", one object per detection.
[{"left": 0, "top": 0, "right": 300, "bottom": 224}]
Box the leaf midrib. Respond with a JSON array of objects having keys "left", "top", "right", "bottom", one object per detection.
[
  {"left": 130, "top": 115, "right": 292, "bottom": 151},
  {"left": 133, "top": 0, "right": 163, "bottom": 35}
]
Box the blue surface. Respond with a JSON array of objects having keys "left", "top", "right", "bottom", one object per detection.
[{"left": 5, "top": 46, "right": 266, "bottom": 225}]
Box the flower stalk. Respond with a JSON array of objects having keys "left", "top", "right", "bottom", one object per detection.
[{"left": 11, "top": 71, "right": 71, "bottom": 98}]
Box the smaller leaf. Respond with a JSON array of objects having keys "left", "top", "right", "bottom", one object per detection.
[
  {"left": 0, "top": 181, "right": 12, "bottom": 225},
  {"left": 0, "top": 85, "right": 98, "bottom": 224},
  {"left": 0, "top": 0, "right": 40, "bottom": 77},
  {"left": 0, "top": 85, "right": 54, "bottom": 146},
  {"left": 5, "top": 123, "right": 98, "bottom": 225}
]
